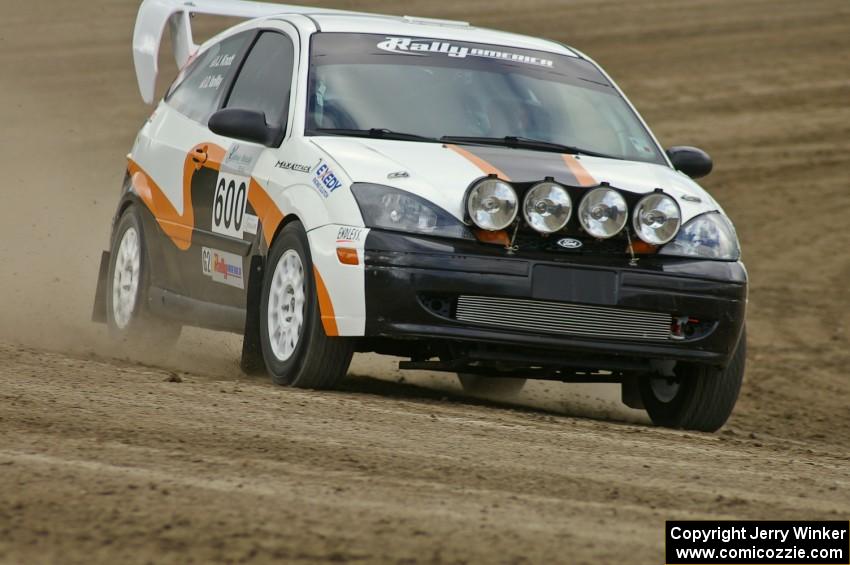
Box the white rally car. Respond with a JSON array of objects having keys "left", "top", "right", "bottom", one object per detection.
[{"left": 93, "top": 0, "right": 747, "bottom": 431}]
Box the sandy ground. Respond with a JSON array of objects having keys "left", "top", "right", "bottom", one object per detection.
[{"left": 0, "top": 0, "right": 848, "bottom": 563}]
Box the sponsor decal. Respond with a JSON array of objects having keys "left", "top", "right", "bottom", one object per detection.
[
  {"left": 202, "top": 247, "right": 244, "bottom": 289},
  {"left": 223, "top": 143, "right": 259, "bottom": 175},
  {"left": 377, "top": 37, "right": 554, "bottom": 68},
  {"left": 275, "top": 160, "right": 313, "bottom": 173},
  {"left": 311, "top": 160, "right": 344, "bottom": 198},
  {"left": 557, "top": 237, "right": 583, "bottom": 249},
  {"left": 243, "top": 213, "right": 259, "bottom": 236},
  {"left": 336, "top": 226, "right": 364, "bottom": 243},
  {"left": 211, "top": 172, "right": 249, "bottom": 239}
]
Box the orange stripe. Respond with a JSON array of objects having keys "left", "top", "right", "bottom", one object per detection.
[
  {"left": 128, "top": 160, "right": 194, "bottom": 250},
  {"left": 473, "top": 229, "right": 510, "bottom": 246},
  {"left": 628, "top": 240, "right": 658, "bottom": 255},
  {"left": 129, "top": 142, "right": 284, "bottom": 250},
  {"left": 561, "top": 154, "right": 596, "bottom": 187},
  {"left": 312, "top": 266, "right": 339, "bottom": 336},
  {"left": 247, "top": 178, "right": 284, "bottom": 246},
  {"left": 447, "top": 144, "right": 511, "bottom": 180},
  {"left": 128, "top": 143, "right": 226, "bottom": 250}
]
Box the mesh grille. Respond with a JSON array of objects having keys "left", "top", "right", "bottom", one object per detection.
[{"left": 455, "top": 295, "right": 672, "bottom": 341}]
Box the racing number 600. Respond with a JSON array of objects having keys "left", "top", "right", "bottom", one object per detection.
[
  {"left": 214, "top": 178, "right": 245, "bottom": 230},
  {"left": 212, "top": 173, "right": 247, "bottom": 238}
]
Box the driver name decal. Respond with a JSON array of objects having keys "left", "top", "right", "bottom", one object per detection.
[{"left": 376, "top": 37, "right": 554, "bottom": 68}]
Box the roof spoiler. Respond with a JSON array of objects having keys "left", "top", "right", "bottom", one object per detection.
[{"left": 133, "top": 0, "right": 355, "bottom": 104}]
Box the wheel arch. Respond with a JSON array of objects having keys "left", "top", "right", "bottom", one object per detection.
[
  {"left": 264, "top": 212, "right": 304, "bottom": 254},
  {"left": 111, "top": 173, "right": 140, "bottom": 236}
]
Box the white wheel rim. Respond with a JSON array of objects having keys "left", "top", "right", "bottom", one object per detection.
[
  {"left": 267, "top": 249, "right": 306, "bottom": 362},
  {"left": 112, "top": 226, "right": 141, "bottom": 329},
  {"left": 650, "top": 377, "right": 681, "bottom": 403}
]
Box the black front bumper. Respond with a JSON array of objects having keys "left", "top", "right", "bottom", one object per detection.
[{"left": 363, "top": 230, "right": 747, "bottom": 371}]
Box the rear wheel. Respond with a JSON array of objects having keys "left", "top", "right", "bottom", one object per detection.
[
  {"left": 105, "top": 206, "right": 181, "bottom": 351},
  {"left": 639, "top": 328, "right": 746, "bottom": 432},
  {"left": 259, "top": 221, "right": 353, "bottom": 388},
  {"left": 457, "top": 374, "right": 527, "bottom": 397}
]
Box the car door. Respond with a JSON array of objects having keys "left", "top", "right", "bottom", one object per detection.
[
  {"left": 189, "top": 29, "right": 298, "bottom": 311},
  {"left": 132, "top": 30, "right": 254, "bottom": 301}
]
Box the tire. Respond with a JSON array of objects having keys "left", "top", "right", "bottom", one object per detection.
[
  {"left": 457, "top": 374, "right": 527, "bottom": 396},
  {"left": 639, "top": 328, "right": 746, "bottom": 432},
  {"left": 259, "top": 221, "right": 353, "bottom": 388},
  {"left": 105, "top": 206, "right": 181, "bottom": 352}
]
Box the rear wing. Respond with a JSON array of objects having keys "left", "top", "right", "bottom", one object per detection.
[{"left": 133, "top": 0, "right": 355, "bottom": 104}]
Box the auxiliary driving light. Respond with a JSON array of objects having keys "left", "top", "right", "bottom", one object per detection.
[
  {"left": 523, "top": 181, "right": 572, "bottom": 233},
  {"left": 633, "top": 192, "right": 681, "bottom": 245},
  {"left": 578, "top": 187, "right": 628, "bottom": 239},
  {"left": 467, "top": 178, "right": 518, "bottom": 231}
]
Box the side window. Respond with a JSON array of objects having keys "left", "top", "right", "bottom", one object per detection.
[
  {"left": 166, "top": 32, "right": 251, "bottom": 123},
  {"left": 225, "top": 32, "right": 295, "bottom": 128}
]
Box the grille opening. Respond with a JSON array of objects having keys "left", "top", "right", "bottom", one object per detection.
[{"left": 454, "top": 295, "right": 672, "bottom": 342}]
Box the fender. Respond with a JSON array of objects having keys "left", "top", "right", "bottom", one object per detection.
[
  {"left": 274, "top": 183, "right": 331, "bottom": 231},
  {"left": 92, "top": 189, "right": 161, "bottom": 324}
]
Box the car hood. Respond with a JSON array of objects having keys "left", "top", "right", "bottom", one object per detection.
[{"left": 310, "top": 137, "right": 722, "bottom": 223}]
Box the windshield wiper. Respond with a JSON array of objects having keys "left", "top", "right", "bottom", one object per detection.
[
  {"left": 308, "top": 129, "right": 620, "bottom": 159},
  {"left": 440, "top": 135, "right": 619, "bottom": 159},
  {"left": 309, "top": 128, "right": 439, "bottom": 143}
]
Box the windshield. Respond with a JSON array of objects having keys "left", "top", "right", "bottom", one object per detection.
[{"left": 306, "top": 33, "right": 666, "bottom": 165}]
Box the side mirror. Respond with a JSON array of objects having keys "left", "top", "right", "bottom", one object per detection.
[
  {"left": 666, "top": 146, "right": 713, "bottom": 179},
  {"left": 208, "top": 108, "right": 283, "bottom": 147}
]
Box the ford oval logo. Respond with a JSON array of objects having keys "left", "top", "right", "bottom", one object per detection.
[{"left": 557, "top": 238, "right": 583, "bottom": 249}]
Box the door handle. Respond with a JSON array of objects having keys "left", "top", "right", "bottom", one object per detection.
[{"left": 192, "top": 146, "right": 208, "bottom": 169}]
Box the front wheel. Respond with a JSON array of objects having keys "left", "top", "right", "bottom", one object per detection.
[
  {"left": 639, "top": 328, "right": 746, "bottom": 432},
  {"left": 259, "top": 221, "right": 353, "bottom": 388}
]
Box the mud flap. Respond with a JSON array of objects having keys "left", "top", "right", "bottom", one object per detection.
[
  {"left": 91, "top": 250, "right": 110, "bottom": 324},
  {"left": 240, "top": 255, "right": 267, "bottom": 375},
  {"left": 621, "top": 376, "right": 644, "bottom": 409}
]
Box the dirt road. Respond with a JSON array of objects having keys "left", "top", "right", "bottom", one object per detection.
[
  {"left": 1, "top": 344, "right": 847, "bottom": 564},
  {"left": 0, "top": 0, "right": 848, "bottom": 563}
]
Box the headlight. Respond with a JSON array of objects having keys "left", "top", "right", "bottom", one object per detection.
[
  {"left": 578, "top": 186, "right": 628, "bottom": 239},
  {"left": 351, "top": 183, "right": 473, "bottom": 239},
  {"left": 523, "top": 181, "right": 571, "bottom": 234},
  {"left": 632, "top": 192, "right": 681, "bottom": 245},
  {"left": 467, "top": 178, "right": 518, "bottom": 231},
  {"left": 659, "top": 212, "right": 740, "bottom": 260}
]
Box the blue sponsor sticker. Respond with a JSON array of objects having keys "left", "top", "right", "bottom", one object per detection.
[{"left": 311, "top": 160, "right": 343, "bottom": 198}]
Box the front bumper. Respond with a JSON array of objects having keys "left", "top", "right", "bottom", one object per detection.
[{"left": 363, "top": 230, "right": 747, "bottom": 371}]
